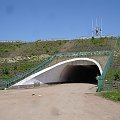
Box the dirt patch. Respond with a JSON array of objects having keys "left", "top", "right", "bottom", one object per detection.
[{"left": 0, "top": 83, "right": 120, "bottom": 120}]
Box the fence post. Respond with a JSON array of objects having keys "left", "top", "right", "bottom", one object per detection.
[{"left": 98, "top": 76, "right": 104, "bottom": 92}]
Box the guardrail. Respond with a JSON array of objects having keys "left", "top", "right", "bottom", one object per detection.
[
  {"left": 0, "top": 50, "right": 112, "bottom": 89},
  {"left": 97, "top": 50, "right": 114, "bottom": 92},
  {"left": 0, "top": 55, "right": 56, "bottom": 89}
]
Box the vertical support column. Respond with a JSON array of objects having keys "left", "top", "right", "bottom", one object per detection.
[{"left": 97, "top": 76, "right": 104, "bottom": 92}]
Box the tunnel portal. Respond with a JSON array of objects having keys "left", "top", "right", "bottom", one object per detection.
[
  {"left": 59, "top": 65, "right": 101, "bottom": 84},
  {"left": 13, "top": 58, "right": 103, "bottom": 87}
]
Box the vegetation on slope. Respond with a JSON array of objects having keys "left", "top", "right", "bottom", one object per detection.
[
  {"left": 0, "top": 40, "right": 68, "bottom": 79},
  {"left": 0, "top": 37, "right": 119, "bottom": 80},
  {"left": 100, "top": 90, "right": 120, "bottom": 102},
  {"left": 0, "top": 40, "right": 68, "bottom": 58},
  {"left": 0, "top": 42, "right": 25, "bottom": 58},
  {"left": 0, "top": 61, "right": 39, "bottom": 79},
  {"left": 0, "top": 54, "right": 49, "bottom": 79},
  {"left": 105, "top": 37, "right": 120, "bottom": 81},
  {"left": 102, "top": 37, "right": 120, "bottom": 102},
  {"left": 60, "top": 37, "right": 116, "bottom": 52}
]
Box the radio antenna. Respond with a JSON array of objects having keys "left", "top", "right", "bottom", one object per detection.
[{"left": 91, "top": 18, "right": 102, "bottom": 37}]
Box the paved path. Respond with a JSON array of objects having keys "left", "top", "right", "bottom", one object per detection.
[{"left": 0, "top": 83, "right": 120, "bottom": 120}]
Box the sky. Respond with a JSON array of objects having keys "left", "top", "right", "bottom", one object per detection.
[{"left": 0, "top": 0, "right": 120, "bottom": 41}]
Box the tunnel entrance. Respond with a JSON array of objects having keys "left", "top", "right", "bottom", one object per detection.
[{"left": 59, "top": 65, "right": 101, "bottom": 84}]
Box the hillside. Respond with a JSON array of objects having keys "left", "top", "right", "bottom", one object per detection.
[
  {"left": 0, "top": 40, "right": 68, "bottom": 58},
  {"left": 60, "top": 37, "right": 116, "bottom": 52},
  {"left": 0, "top": 40, "right": 67, "bottom": 79},
  {"left": 106, "top": 37, "right": 120, "bottom": 80},
  {"left": 0, "top": 37, "right": 119, "bottom": 81}
]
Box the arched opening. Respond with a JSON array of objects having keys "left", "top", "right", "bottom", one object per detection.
[
  {"left": 13, "top": 58, "right": 102, "bottom": 87},
  {"left": 59, "top": 65, "right": 101, "bottom": 84}
]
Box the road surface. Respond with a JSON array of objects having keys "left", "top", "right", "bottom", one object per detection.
[{"left": 0, "top": 83, "right": 120, "bottom": 120}]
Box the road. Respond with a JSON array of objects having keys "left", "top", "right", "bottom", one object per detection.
[{"left": 0, "top": 83, "right": 120, "bottom": 120}]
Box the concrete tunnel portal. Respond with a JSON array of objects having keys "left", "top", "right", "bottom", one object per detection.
[
  {"left": 13, "top": 58, "right": 103, "bottom": 87},
  {"left": 59, "top": 65, "right": 101, "bottom": 84}
]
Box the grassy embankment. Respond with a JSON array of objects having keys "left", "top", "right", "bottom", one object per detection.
[
  {"left": 0, "top": 37, "right": 120, "bottom": 101},
  {"left": 100, "top": 90, "right": 120, "bottom": 102},
  {"left": 100, "top": 37, "right": 120, "bottom": 102},
  {"left": 0, "top": 37, "right": 119, "bottom": 81},
  {"left": 105, "top": 37, "right": 120, "bottom": 80},
  {"left": 0, "top": 40, "right": 67, "bottom": 79}
]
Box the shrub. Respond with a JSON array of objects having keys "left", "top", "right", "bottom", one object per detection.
[
  {"left": 114, "top": 72, "right": 120, "bottom": 81},
  {"left": 2, "top": 68, "right": 9, "bottom": 74}
]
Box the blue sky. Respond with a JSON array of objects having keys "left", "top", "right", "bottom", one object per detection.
[{"left": 0, "top": 0, "right": 120, "bottom": 41}]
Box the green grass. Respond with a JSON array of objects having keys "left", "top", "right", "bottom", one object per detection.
[
  {"left": 105, "top": 37, "right": 120, "bottom": 81},
  {"left": 0, "top": 40, "right": 68, "bottom": 58},
  {"left": 100, "top": 90, "right": 120, "bottom": 102},
  {"left": 0, "top": 40, "right": 69, "bottom": 79},
  {"left": 60, "top": 37, "right": 116, "bottom": 52},
  {"left": 0, "top": 59, "right": 47, "bottom": 79},
  {"left": 0, "top": 37, "right": 119, "bottom": 80},
  {"left": 105, "top": 69, "right": 120, "bottom": 80},
  {"left": 0, "top": 37, "right": 117, "bottom": 58},
  {"left": 0, "top": 42, "right": 25, "bottom": 57}
]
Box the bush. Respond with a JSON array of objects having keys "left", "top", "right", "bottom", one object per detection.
[
  {"left": 114, "top": 72, "right": 120, "bottom": 81},
  {"left": 2, "top": 68, "right": 9, "bottom": 74}
]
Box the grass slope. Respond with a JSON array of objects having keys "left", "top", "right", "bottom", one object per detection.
[
  {"left": 100, "top": 91, "right": 120, "bottom": 102},
  {"left": 0, "top": 37, "right": 119, "bottom": 80},
  {"left": 0, "top": 40, "right": 68, "bottom": 58},
  {"left": 105, "top": 37, "right": 120, "bottom": 80},
  {"left": 60, "top": 37, "right": 116, "bottom": 52}
]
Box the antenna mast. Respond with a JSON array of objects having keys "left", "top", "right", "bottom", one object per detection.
[
  {"left": 92, "top": 18, "right": 102, "bottom": 37},
  {"left": 92, "top": 20, "right": 94, "bottom": 37},
  {"left": 101, "top": 18, "right": 102, "bottom": 36}
]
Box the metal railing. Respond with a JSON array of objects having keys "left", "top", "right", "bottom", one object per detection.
[
  {"left": 97, "top": 50, "right": 114, "bottom": 92},
  {"left": 0, "top": 50, "right": 112, "bottom": 89},
  {"left": 0, "top": 55, "right": 56, "bottom": 89},
  {"left": 104, "top": 80, "right": 120, "bottom": 91},
  {"left": 99, "top": 38, "right": 120, "bottom": 92}
]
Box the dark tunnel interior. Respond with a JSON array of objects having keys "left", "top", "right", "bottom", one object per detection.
[{"left": 59, "top": 65, "right": 101, "bottom": 84}]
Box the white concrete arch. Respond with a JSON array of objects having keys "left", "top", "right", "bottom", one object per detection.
[
  {"left": 13, "top": 58, "right": 102, "bottom": 86},
  {"left": 49, "top": 58, "right": 103, "bottom": 74}
]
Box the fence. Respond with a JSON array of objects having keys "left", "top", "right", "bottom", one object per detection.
[
  {"left": 0, "top": 50, "right": 112, "bottom": 89},
  {"left": 0, "top": 55, "right": 56, "bottom": 89},
  {"left": 97, "top": 50, "right": 114, "bottom": 92},
  {"left": 98, "top": 38, "right": 120, "bottom": 92},
  {"left": 104, "top": 80, "right": 120, "bottom": 91}
]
